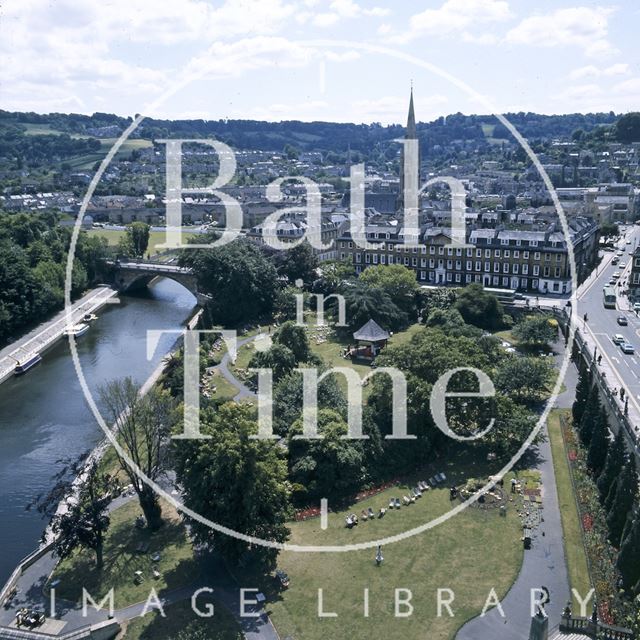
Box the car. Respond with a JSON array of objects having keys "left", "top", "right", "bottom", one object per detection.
[
  {"left": 621, "top": 343, "right": 635, "bottom": 354},
  {"left": 634, "top": 302, "right": 640, "bottom": 312},
  {"left": 626, "top": 240, "right": 632, "bottom": 244},
  {"left": 612, "top": 257, "right": 619, "bottom": 265},
  {"left": 609, "top": 278, "right": 617, "bottom": 285},
  {"left": 617, "top": 251, "right": 624, "bottom": 256},
  {"left": 613, "top": 271, "right": 622, "bottom": 279},
  {"left": 613, "top": 334, "right": 625, "bottom": 345},
  {"left": 617, "top": 316, "right": 628, "bottom": 325},
  {"left": 620, "top": 262, "right": 627, "bottom": 268}
]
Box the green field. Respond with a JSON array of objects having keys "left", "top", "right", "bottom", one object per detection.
[
  {"left": 87, "top": 228, "right": 197, "bottom": 256},
  {"left": 242, "top": 471, "right": 524, "bottom": 640},
  {"left": 547, "top": 409, "right": 592, "bottom": 610}
]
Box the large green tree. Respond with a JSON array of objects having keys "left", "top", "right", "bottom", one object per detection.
[
  {"left": 173, "top": 403, "right": 290, "bottom": 568},
  {"left": 454, "top": 283, "right": 504, "bottom": 330},
  {"left": 572, "top": 361, "right": 591, "bottom": 427},
  {"left": 99, "top": 378, "right": 175, "bottom": 531},
  {"left": 597, "top": 428, "right": 626, "bottom": 503},
  {"left": 495, "top": 356, "right": 555, "bottom": 403},
  {"left": 275, "top": 242, "right": 318, "bottom": 287},
  {"left": 586, "top": 406, "right": 610, "bottom": 477},
  {"left": 512, "top": 315, "right": 557, "bottom": 346},
  {"left": 341, "top": 282, "right": 408, "bottom": 332},
  {"left": 606, "top": 455, "right": 638, "bottom": 547},
  {"left": 617, "top": 508, "right": 640, "bottom": 593},
  {"left": 359, "top": 264, "right": 419, "bottom": 316},
  {"left": 126, "top": 221, "right": 151, "bottom": 258},
  {"left": 616, "top": 112, "right": 640, "bottom": 143},
  {"left": 273, "top": 321, "right": 312, "bottom": 363},
  {"left": 579, "top": 386, "right": 602, "bottom": 448},
  {"left": 180, "top": 239, "right": 278, "bottom": 326}
]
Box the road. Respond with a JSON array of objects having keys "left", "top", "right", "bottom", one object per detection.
[{"left": 576, "top": 224, "right": 640, "bottom": 447}]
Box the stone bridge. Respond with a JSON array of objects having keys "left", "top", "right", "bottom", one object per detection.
[{"left": 109, "top": 260, "right": 204, "bottom": 303}]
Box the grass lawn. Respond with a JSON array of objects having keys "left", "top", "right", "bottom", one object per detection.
[
  {"left": 240, "top": 464, "right": 526, "bottom": 640},
  {"left": 87, "top": 229, "right": 198, "bottom": 256},
  {"left": 546, "top": 409, "right": 592, "bottom": 610},
  {"left": 122, "top": 598, "right": 243, "bottom": 640},
  {"left": 205, "top": 369, "right": 239, "bottom": 401},
  {"left": 49, "top": 499, "right": 199, "bottom": 609}
]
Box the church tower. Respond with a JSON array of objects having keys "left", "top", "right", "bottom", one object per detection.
[{"left": 398, "top": 86, "right": 420, "bottom": 214}]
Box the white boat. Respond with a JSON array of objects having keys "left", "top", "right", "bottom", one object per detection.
[
  {"left": 82, "top": 313, "right": 98, "bottom": 322},
  {"left": 63, "top": 323, "right": 90, "bottom": 337},
  {"left": 14, "top": 353, "right": 42, "bottom": 375}
]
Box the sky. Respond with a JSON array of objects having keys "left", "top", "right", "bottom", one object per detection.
[{"left": 1, "top": 0, "right": 638, "bottom": 124}]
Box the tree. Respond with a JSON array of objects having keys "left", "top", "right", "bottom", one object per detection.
[
  {"left": 288, "top": 409, "right": 366, "bottom": 503},
  {"left": 173, "top": 403, "right": 290, "bottom": 568},
  {"left": 313, "top": 259, "right": 355, "bottom": 294},
  {"left": 417, "top": 286, "right": 457, "bottom": 319},
  {"left": 99, "top": 378, "right": 175, "bottom": 531},
  {"left": 617, "top": 508, "right": 640, "bottom": 593},
  {"left": 616, "top": 112, "right": 640, "bottom": 143},
  {"left": 34, "top": 455, "right": 116, "bottom": 570},
  {"left": 126, "top": 222, "right": 151, "bottom": 258},
  {"left": 573, "top": 361, "right": 591, "bottom": 427},
  {"left": 179, "top": 240, "right": 278, "bottom": 326},
  {"left": 359, "top": 264, "right": 419, "bottom": 316},
  {"left": 341, "top": 282, "right": 408, "bottom": 332},
  {"left": 587, "top": 406, "right": 610, "bottom": 477},
  {"left": 598, "top": 428, "right": 626, "bottom": 503},
  {"left": 495, "top": 356, "right": 554, "bottom": 403},
  {"left": 579, "top": 386, "right": 602, "bottom": 448},
  {"left": 275, "top": 243, "right": 318, "bottom": 287},
  {"left": 512, "top": 315, "right": 557, "bottom": 346},
  {"left": 248, "top": 343, "right": 296, "bottom": 383},
  {"left": 600, "top": 222, "right": 620, "bottom": 238},
  {"left": 454, "top": 283, "right": 504, "bottom": 330},
  {"left": 606, "top": 455, "right": 638, "bottom": 547},
  {"left": 273, "top": 321, "right": 312, "bottom": 363}
]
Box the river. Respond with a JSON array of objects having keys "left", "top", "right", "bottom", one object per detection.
[{"left": 0, "top": 278, "right": 196, "bottom": 583}]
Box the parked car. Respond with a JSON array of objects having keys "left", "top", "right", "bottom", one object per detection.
[
  {"left": 621, "top": 342, "right": 635, "bottom": 354},
  {"left": 620, "top": 262, "right": 626, "bottom": 268},
  {"left": 617, "top": 316, "right": 628, "bottom": 325},
  {"left": 612, "top": 256, "right": 619, "bottom": 265},
  {"left": 613, "top": 334, "right": 625, "bottom": 345},
  {"left": 613, "top": 271, "right": 622, "bottom": 279},
  {"left": 634, "top": 302, "right": 640, "bottom": 312}
]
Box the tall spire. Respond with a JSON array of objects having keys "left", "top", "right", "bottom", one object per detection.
[{"left": 406, "top": 85, "right": 416, "bottom": 139}]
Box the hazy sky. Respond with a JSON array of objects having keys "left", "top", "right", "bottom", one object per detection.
[{"left": 2, "top": 0, "right": 638, "bottom": 124}]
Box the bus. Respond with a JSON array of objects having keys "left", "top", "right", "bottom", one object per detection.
[{"left": 603, "top": 286, "right": 617, "bottom": 309}]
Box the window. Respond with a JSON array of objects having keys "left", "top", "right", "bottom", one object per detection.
[
  {"left": 532, "top": 279, "right": 539, "bottom": 288},
  {"left": 372, "top": 254, "right": 378, "bottom": 264},
  {"left": 419, "top": 271, "right": 426, "bottom": 280},
  {"left": 530, "top": 240, "right": 538, "bottom": 247},
  {"left": 503, "top": 263, "right": 509, "bottom": 273},
  {"left": 495, "top": 249, "right": 501, "bottom": 258},
  {"left": 476, "top": 249, "right": 482, "bottom": 258},
  {"left": 494, "top": 263, "right": 500, "bottom": 272},
  {"left": 404, "top": 257, "right": 409, "bottom": 265},
  {"left": 493, "top": 276, "right": 499, "bottom": 285},
  {"left": 340, "top": 252, "right": 345, "bottom": 259},
  {"left": 466, "top": 261, "right": 472, "bottom": 270},
  {"left": 484, "top": 262, "right": 490, "bottom": 272},
  {"left": 447, "top": 260, "right": 453, "bottom": 269},
  {"left": 466, "top": 274, "right": 472, "bottom": 283},
  {"left": 365, "top": 254, "right": 370, "bottom": 264},
  {"left": 447, "top": 247, "right": 453, "bottom": 256},
  {"left": 552, "top": 282, "right": 559, "bottom": 292},
  {"left": 455, "top": 273, "right": 461, "bottom": 282},
  {"left": 456, "top": 248, "right": 462, "bottom": 256},
  {"left": 356, "top": 253, "right": 362, "bottom": 263},
  {"left": 466, "top": 248, "right": 473, "bottom": 257},
  {"left": 556, "top": 254, "right": 562, "bottom": 262},
  {"left": 429, "top": 259, "right": 435, "bottom": 268},
  {"left": 439, "top": 246, "right": 444, "bottom": 255},
  {"left": 555, "top": 267, "right": 561, "bottom": 277},
  {"left": 543, "top": 266, "right": 550, "bottom": 277},
  {"left": 420, "top": 258, "right": 426, "bottom": 267},
  {"left": 340, "top": 241, "right": 345, "bottom": 248},
  {"left": 430, "top": 246, "right": 435, "bottom": 254},
  {"left": 521, "top": 278, "right": 527, "bottom": 288},
  {"left": 514, "top": 250, "right": 520, "bottom": 258},
  {"left": 502, "top": 277, "right": 509, "bottom": 286},
  {"left": 513, "top": 263, "right": 519, "bottom": 274},
  {"left": 504, "top": 250, "right": 510, "bottom": 258},
  {"left": 501, "top": 238, "right": 509, "bottom": 246},
  {"left": 421, "top": 246, "right": 427, "bottom": 254},
  {"left": 455, "top": 261, "right": 462, "bottom": 270},
  {"left": 533, "top": 265, "right": 539, "bottom": 276},
  {"left": 388, "top": 255, "right": 393, "bottom": 264},
  {"left": 516, "top": 239, "right": 521, "bottom": 246},
  {"left": 475, "top": 261, "right": 481, "bottom": 271},
  {"left": 412, "top": 257, "right": 417, "bottom": 266},
  {"left": 522, "top": 264, "right": 528, "bottom": 275},
  {"left": 348, "top": 242, "right": 353, "bottom": 248},
  {"left": 381, "top": 255, "right": 386, "bottom": 264},
  {"left": 446, "top": 273, "right": 453, "bottom": 282},
  {"left": 534, "top": 252, "right": 541, "bottom": 260},
  {"left": 633, "top": 272, "right": 640, "bottom": 284},
  {"left": 485, "top": 249, "right": 491, "bottom": 258},
  {"left": 429, "top": 271, "right": 435, "bottom": 282},
  {"left": 523, "top": 251, "right": 529, "bottom": 259},
  {"left": 544, "top": 253, "right": 551, "bottom": 261}
]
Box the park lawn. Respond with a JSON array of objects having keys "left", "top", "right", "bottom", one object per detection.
[
  {"left": 49, "top": 499, "right": 200, "bottom": 609},
  {"left": 241, "top": 467, "right": 526, "bottom": 640},
  {"left": 205, "top": 369, "right": 239, "bottom": 402},
  {"left": 546, "top": 409, "right": 592, "bottom": 610},
  {"left": 87, "top": 229, "right": 198, "bottom": 256},
  {"left": 122, "top": 598, "right": 243, "bottom": 640}
]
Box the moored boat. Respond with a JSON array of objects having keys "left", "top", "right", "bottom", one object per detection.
[
  {"left": 63, "top": 323, "right": 90, "bottom": 337},
  {"left": 82, "top": 313, "right": 98, "bottom": 322},
  {"left": 14, "top": 353, "right": 42, "bottom": 375}
]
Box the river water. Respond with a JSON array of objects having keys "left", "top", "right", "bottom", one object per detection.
[{"left": 0, "top": 279, "right": 195, "bottom": 583}]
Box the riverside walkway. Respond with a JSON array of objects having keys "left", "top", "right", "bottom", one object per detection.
[{"left": 0, "top": 286, "right": 117, "bottom": 384}]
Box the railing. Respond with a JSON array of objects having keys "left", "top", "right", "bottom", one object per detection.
[{"left": 560, "top": 614, "right": 634, "bottom": 639}]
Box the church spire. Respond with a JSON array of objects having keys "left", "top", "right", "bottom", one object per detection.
[{"left": 406, "top": 85, "right": 416, "bottom": 139}]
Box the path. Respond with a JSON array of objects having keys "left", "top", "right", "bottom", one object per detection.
[{"left": 215, "top": 335, "right": 258, "bottom": 401}]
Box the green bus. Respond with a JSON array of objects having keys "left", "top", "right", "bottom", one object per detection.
[{"left": 603, "top": 286, "right": 617, "bottom": 309}]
